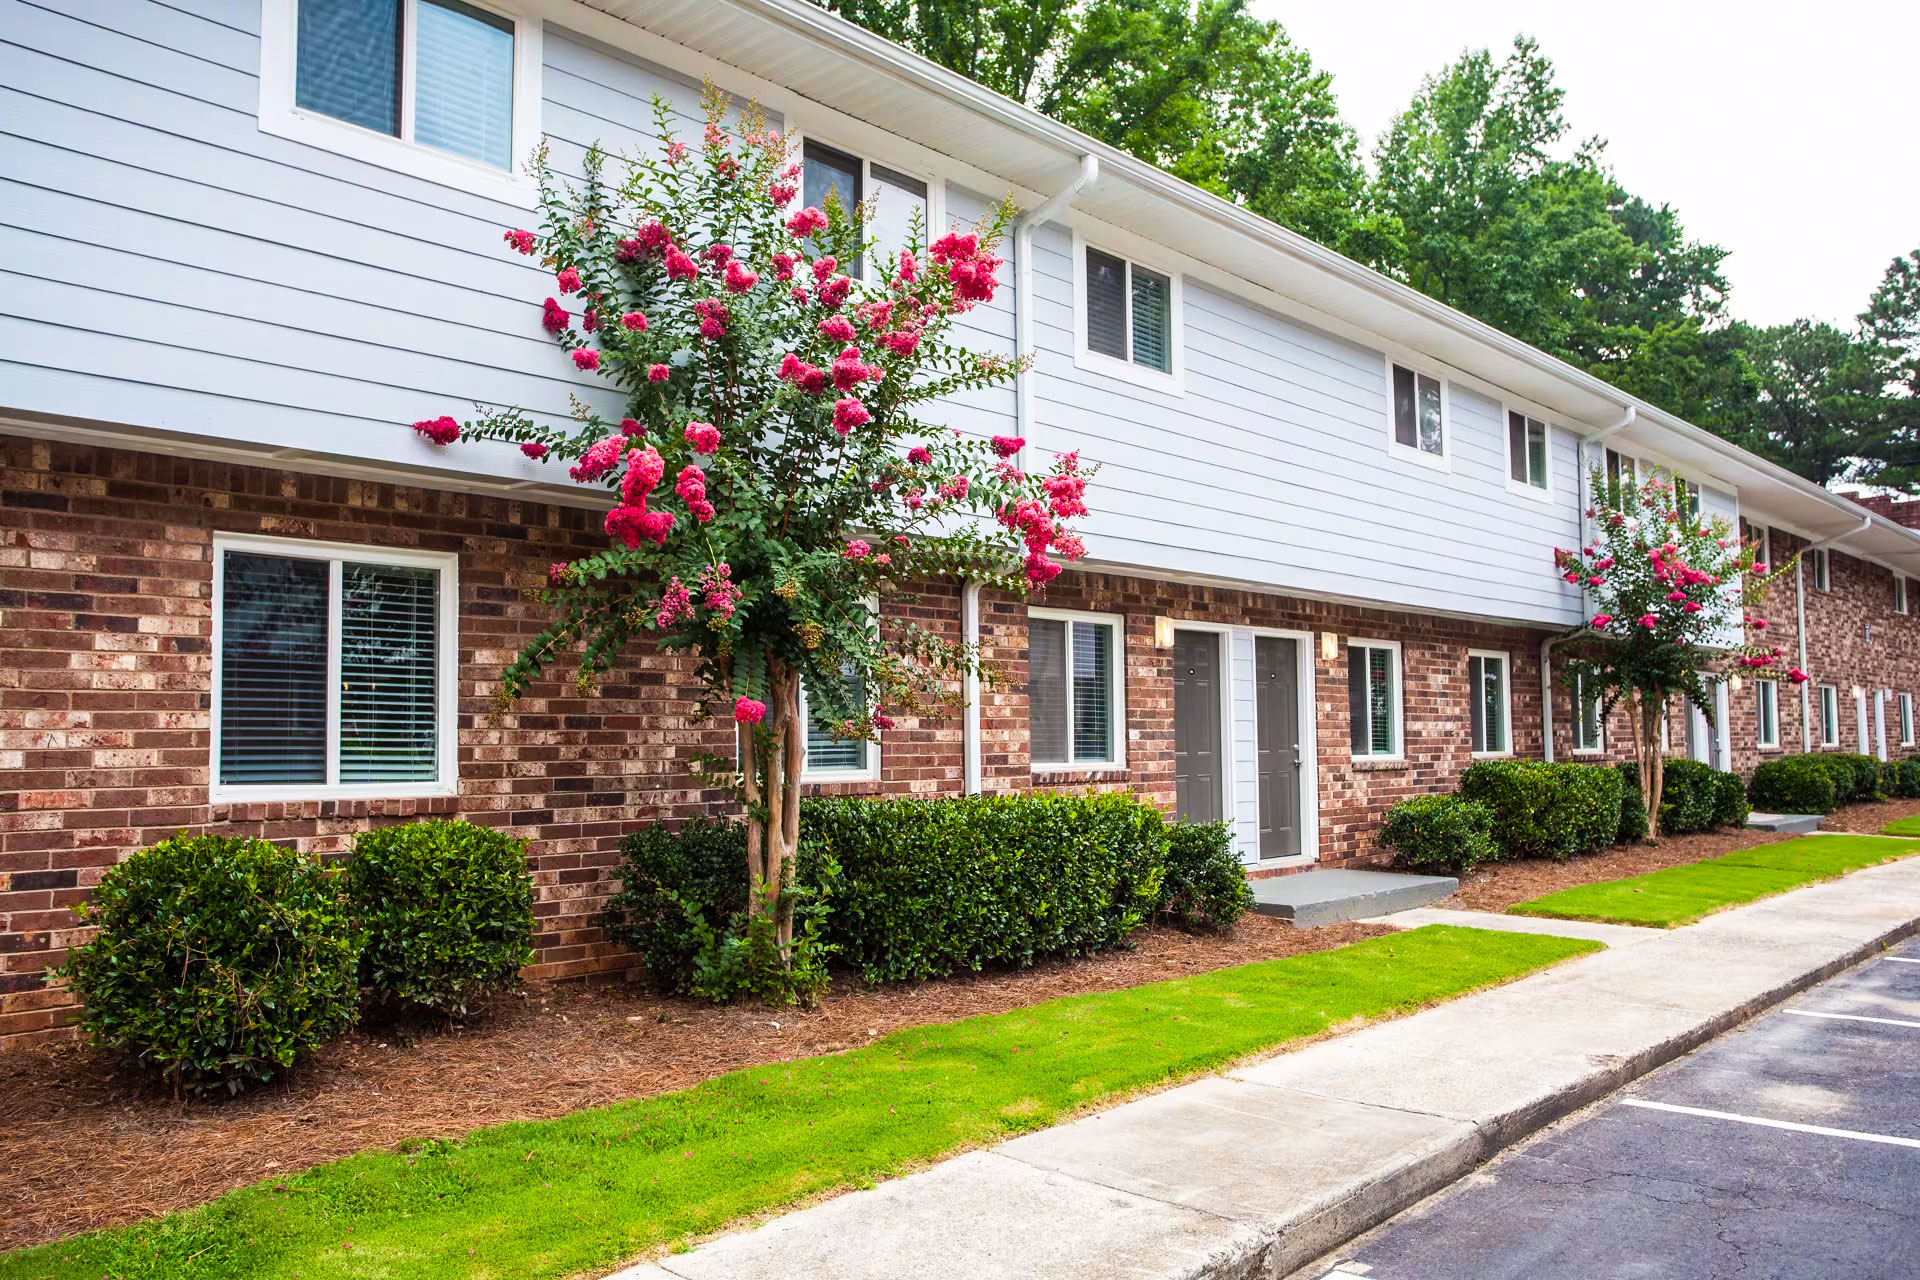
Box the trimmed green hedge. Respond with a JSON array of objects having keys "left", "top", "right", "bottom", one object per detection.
[
  {"left": 603, "top": 817, "right": 755, "bottom": 996},
  {"left": 346, "top": 820, "right": 535, "bottom": 1018},
  {"left": 1157, "top": 820, "right": 1255, "bottom": 932},
  {"left": 1713, "top": 769, "right": 1752, "bottom": 827},
  {"left": 1892, "top": 757, "right": 1920, "bottom": 799},
  {"left": 1379, "top": 794, "right": 1497, "bottom": 873},
  {"left": 1459, "top": 760, "right": 1624, "bottom": 860},
  {"left": 59, "top": 835, "right": 359, "bottom": 1094},
  {"left": 1750, "top": 755, "right": 1839, "bottom": 813},
  {"left": 1615, "top": 766, "right": 1650, "bottom": 843},
  {"left": 1658, "top": 758, "right": 1721, "bottom": 834},
  {"left": 801, "top": 792, "right": 1165, "bottom": 984}
]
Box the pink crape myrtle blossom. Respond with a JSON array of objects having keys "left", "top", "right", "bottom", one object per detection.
[
  {"left": 734, "top": 696, "right": 766, "bottom": 724},
  {"left": 413, "top": 415, "right": 459, "bottom": 445},
  {"left": 684, "top": 421, "right": 721, "bottom": 454}
]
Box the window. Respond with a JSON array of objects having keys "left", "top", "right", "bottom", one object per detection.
[
  {"left": 1029, "top": 610, "right": 1124, "bottom": 768},
  {"left": 1390, "top": 363, "right": 1446, "bottom": 461},
  {"left": 801, "top": 662, "right": 877, "bottom": 780},
  {"left": 1754, "top": 525, "right": 1772, "bottom": 570},
  {"left": 262, "top": 0, "right": 537, "bottom": 198},
  {"left": 1673, "top": 475, "right": 1702, "bottom": 522},
  {"left": 1572, "top": 671, "right": 1604, "bottom": 753},
  {"left": 211, "top": 535, "right": 456, "bottom": 800},
  {"left": 1895, "top": 576, "right": 1909, "bottom": 614},
  {"left": 1079, "top": 245, "right": 1176, "bottom": 379},
  {"left": 1756, "top": 679, "right": 1779, "bottom": 749},
  {"left": 1901, "top": 692, "right": 1915, "bottom": 747},
  {"left": 1813, "top": 547, "right": 1831, "bottom": 591},
  {"left": 1818, "top": 684, "right": 1840, "bottom": 747},
  {"left": 1507, "top": 411, "right": 1550, "bottom": 492},
  {"left": 1605, "top": 448, "right": 1637, "bottom": 493},
  {"left": 1348, "top": 640, "right": 1401, "bottom": 759},
  {"left": 798, "top": 143, "right": 932, "bottom": 280},
  {"left": 1468, "top": 651, "right": 1509, "bottom": 755}
]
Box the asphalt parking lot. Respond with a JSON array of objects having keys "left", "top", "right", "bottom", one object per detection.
[{"left": 1307, "top": 937, "right": 1920, "bottom": 1280}]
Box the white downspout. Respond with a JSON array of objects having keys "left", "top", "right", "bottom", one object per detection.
[
  {"left": 1796, "top": 514, "right": 1871, "bottom": 752},
  {"left": 1543, "top": 405, "right": 1636, "bottom": 762},
  {"left": 963, "top": 156, "right": 1098, "bottom": 791}
]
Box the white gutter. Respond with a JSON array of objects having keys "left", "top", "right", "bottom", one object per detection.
[
  {"left": 961, "top": 579, "right": 982, "bottom": 794},
  {"left": 1796, "top": 515, "right": 1872, "bottom": 752},
  {"left": 1543, "top": 405, "right": 1635, "bottom": 763},
  {"left": 1011, "top": 153, "right": 1099, "bottom": 452}
]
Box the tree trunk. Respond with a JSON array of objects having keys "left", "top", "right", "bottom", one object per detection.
[
  {"left": 743, "top": 657, "right": 803, "bottom": 964},
  {"left": 1629, "top": 689, "right": 1665, "bottom": 841}
]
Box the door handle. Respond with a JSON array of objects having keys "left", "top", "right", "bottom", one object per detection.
[{"left": 1291, "top": 747, "right": 1301, "bottom": 767}]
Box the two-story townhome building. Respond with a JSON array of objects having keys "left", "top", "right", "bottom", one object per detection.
[{"left": 5, "top": 0, "right": 1920, "bottom": 1045}]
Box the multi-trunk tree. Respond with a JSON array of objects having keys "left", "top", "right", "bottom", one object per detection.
[
  {"left": 1556, "top": 471, "right": 1800, "bottom": 837},
  {"left": 414, "top": 87, "right": 1091, "bottom": 1000}
]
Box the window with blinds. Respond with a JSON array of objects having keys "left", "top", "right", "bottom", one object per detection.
[
  {"left": 1757, "top": 679, "right": 1779, "bottom": 749},
  {"left": 1572, "top": 671, "right": 1604, "bottom": 752},
  {"left": 1083, "top": 246, "right": 1175, "bottom": 376},
  {"left": 803, "top": 663, "right": 870, "bottom": 775},
  {"left": 293, "top": 0, "right": 516, "bottom": 170},
  {"left": 1029, "top": 614, "right": 1120, "bottom": 767},
  {"left": 1348, "top": 643, "right": 1399, "bottom": 758},
  {"left": 1507, "top": 411, "right": 1549, "bottom": 490},
  {"left": 1468, "top": 653, "right": 1508, "bottom": 754},
  {"left": 213, "top": 539, "right": 453, "bottom": 798}
]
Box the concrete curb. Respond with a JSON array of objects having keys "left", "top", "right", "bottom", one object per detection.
[{"left": 612, "top": 858, "right": 1920, "bottom": 1280}]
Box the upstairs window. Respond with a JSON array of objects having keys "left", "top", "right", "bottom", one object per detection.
[
  {"left": 1390, "top": 363, "right": 1446, "bottom": 461},
  {"left": 1572, "top": 671, "right": 1604, "bottom": 753},
  {"left": 212, "top": 535, "right": 456, "bottom": 800},
  {"left": 1468, "top": 651, "right": 1510, "bottom": 755},
  {"left": 1348, "top": 640, "right": 1402, "bottom": 759},
  {"left": 295, "top": 0, "right": 518, "bottom": 170},
  {"left": 1029, "top": 610, "right": 1124, "bottom": 769},
  {"left": 799, "top": 142, "right": 930, "bottom": 280},
  {"left": 1075, "top": 243, "right": 1175, "bottom": 385},
  {"left": 1507, "top": 411, "right": 1550, "bottom": 492},
  {"left": 1673, "top": 475, "right": 1702, "bottom": 523},
  {"left": 1757, "top": 679, "right": 1779, "bottom": 749},
  {"left": 1813, "top": 548, "right": 1831, "bottom": 592}
]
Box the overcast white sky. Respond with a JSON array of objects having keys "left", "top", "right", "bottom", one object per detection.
[{"left": 1253, "top": 0, "right": 1918, "bottom": 327}]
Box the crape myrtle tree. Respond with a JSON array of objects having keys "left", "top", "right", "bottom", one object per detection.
[
  {"left": 1554, "top": 470, "right": 1801, "bottom": 838},
  {"left": 412, "top": 86, "right": 1091, "bottom": 999}
]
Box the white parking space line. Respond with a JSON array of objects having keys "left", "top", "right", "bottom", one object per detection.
[
  {"left": 1785, "top": 1009, "right": 1920, "bottom": 1030},
  {"left": 1883, "top": 956, "right": 1920, "bottom": 964},
  {"left": 1620, "top": 1099, "right": 1920, "bottom": 1149}
]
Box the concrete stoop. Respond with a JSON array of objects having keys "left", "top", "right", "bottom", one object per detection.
[
  {"left": 1747, "top": 811, "right": 1825, "bottom": 834},
  {"left": 1247, "top": 868, "right": 1457, "bottom": 927},
  {"left": 609, "top": 858, "right": 1920, "bottom": 1280}
]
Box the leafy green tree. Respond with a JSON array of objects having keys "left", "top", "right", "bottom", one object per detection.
[
  {"left": 1859, "top": 248, "right": 1920, "bottom": 491},
  {"left": 1724, "top": 320, "right": 1888, "bottom": 486},
  {"left": 809, "top": 1, "right": 1074, "bottom": 100},
  {"left": 414, "top": 89, "right": 1091, "bottom": 998}
]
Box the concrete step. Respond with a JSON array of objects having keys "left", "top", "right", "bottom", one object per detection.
[
  {"left": 1748, "top": 811, "right": 1824, "bottom": 834},
  {"left": 1248, "top": 868, "right": 1457, "bottom": 927}
]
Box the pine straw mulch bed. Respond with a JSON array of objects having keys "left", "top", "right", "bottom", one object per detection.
[
  {"left": 0, "top": 914, "right": 1388, "bottom": 1253},
  {"left": 1444, "top": 795, "right": 1920, "bottom": 914}
]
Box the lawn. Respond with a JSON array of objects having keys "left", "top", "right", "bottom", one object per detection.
[
  {"left": 0, "top": 925, "right": 1595, "bottom": 1280},
  {"left": 1508, "top": 834, "right": 1920, "bottom": 928},
  {"left": 1883, "top": 816, "right": 1920, "bottom": 837}
]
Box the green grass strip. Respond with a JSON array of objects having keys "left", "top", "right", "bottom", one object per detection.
[
  {"left": 2, "top": 926, "right": 1594, "bottom": 1280},
  {"left": 1882, "top": 816, "right": 1920, "bottom": 837},
  {"left": 1508, "top": 834, "right": 1920, "bottom": 928}
]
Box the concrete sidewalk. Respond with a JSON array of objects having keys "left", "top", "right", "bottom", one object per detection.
[{"left": 609, "top": 857, "right": 1920, "bottom": 1280}]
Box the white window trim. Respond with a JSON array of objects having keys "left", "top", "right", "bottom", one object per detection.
[
  {"left": 1347, "top": 636, "right": 1405, "bottom": 762},
  {"left": 1500, "top": 405, "right": 1554, "bottom": 502},
  {"left": 798, "top": 596, "right": 883, "bottom": 784},
  {"left": 784, "top": 128, "right": 945, "bottom": 281},
  {"left": 1571, "top": 670, "right": 1605, "bottom": 755},
  {"left": 1756, "top": 679, "right": 1780, "bottom": 751},
  {"left": 1900, "top": 692, "right": 1915, "bottom": 747},
  {"left": 258, "top": 0, "right": 544, "bottom": 206},
  {"left": 1383, "top": 356, "right": 1452, "bottom": 472},
  {"left": 1467, "top": 648, "right": 1512, "bottom": 757},
  {"left": 1818, "top": 684, "right": 1840, "bottom": 747},
  {"left": 1070, "top": 229, "right": 1186, "bottom": 395},
  {"left": 1029, "top": 605, "right": 1128, "bottom": 772},
  {"left": 210, "top": 532, "right": 459, "bottom": 803}
]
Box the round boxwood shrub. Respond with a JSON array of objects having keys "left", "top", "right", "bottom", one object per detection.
[
  {"left": 1158, "top": 820, "right": 1255, "bottom": 931},
  {"left": 1459, "top": 760, "right": 1623, "bottom": 860},
  {"left": 60, "top": 834, "right": 358, "bottom": 1095},
  {"left": 1893, "top": 757, "right": 1920, "bottom": 799},
  {"left": 1379, "top": 794, "right": 1497, "bottom": 874},
  {"left": 346, "top": 820, "right": 536, "bottom": 1018},
  {"left": 1712, "top": 769, "right": 1751, "bottom": 828},
  {"left": 603, "top": 817, "right": 752, "bottom": 996},
  {"left": 1749, "top": 755, "right": 1839, "bottom": 814},
  {"left": 1658, "top": 758, "right": 1721, "bottom": 835}
]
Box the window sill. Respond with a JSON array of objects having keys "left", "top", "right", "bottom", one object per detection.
[
  {"left": 1471, "top": 750, "right": 1513, "bottom": 759},
  {"left": 1388, "top": 442, "right": 1451, "bottom": 473},
  {"left": 802, "top": 770, "right": 881, "bottom": 786},
  {"left": 1505, "top": 479, "right": 1554, "bottom": 503},
  {"left": 1757, "top": 742, "right": 1783, "bottom": 753},
  {"left": 1350, "top": 756, "right": 1408, "bottom": 771},
  {"left": 1071, "top": 348, "right": 1185, "bottom": 397},
  {"left": 1033, "top": 764, "right": 1128, "bottom": 778},
  {"left": 210, "top": 782, "right": 459, "bottom": 804}
]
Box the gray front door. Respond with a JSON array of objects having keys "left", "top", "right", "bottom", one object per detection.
[
  {"left": 1173, "top": 629, "right": 1223, "bottom": 823},
  {"left": 1256, "top": 636, "right": 1301, "bottom": 858}
]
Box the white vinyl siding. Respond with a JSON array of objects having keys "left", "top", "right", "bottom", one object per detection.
[
  {"left": 1819, "top": 684, "right": 1840, "bottom": 747},
  {"left": 1468, "top": 651, "right": 1510, "bottom": 755},
  {"left": 211, "top": 534, "right": 457, "bottom": 801},
  {"left": 1756, "top": 679, "right": 1779, "bottom": 749},
  {"left": 1029, "top": 609, "right": 1125, "bottom": 769},
  {"left": 1389, "top": 362, "right": 1446, "bottom": 463},
  {"left": 1348, "top": 640, "right": 1401, "bottom": 759},
  {"left": 1506, "top": 411, "right": 1550, "bottom": 494},
  {"left": 1572, "top": 671, "right": 1604, "bottom": 753}
]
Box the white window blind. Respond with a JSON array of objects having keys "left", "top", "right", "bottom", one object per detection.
[
  {"left": 214, "top": 538, "right": 455, "bottom": 799},
  {"left": 803, "top": 663, "right": 869, "bottom": 774},
  {"left": 1030, "top": 615, "right": 1118, "bottom": 766},
  {"left": 1468, "top": 653, "right": 1508, "bottom": 754},
  {"left": 1348, "top": 643, "right": 1398, "bottom": 757},
  {"left": 297, "top": 0, "right": 402, "bottom": 136},
  {"left": 414, "top": 0, "right": 515, "bottom": 169},
  {"left": 1084, "top": 247, "right": 1173, "bottom": 374}
]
